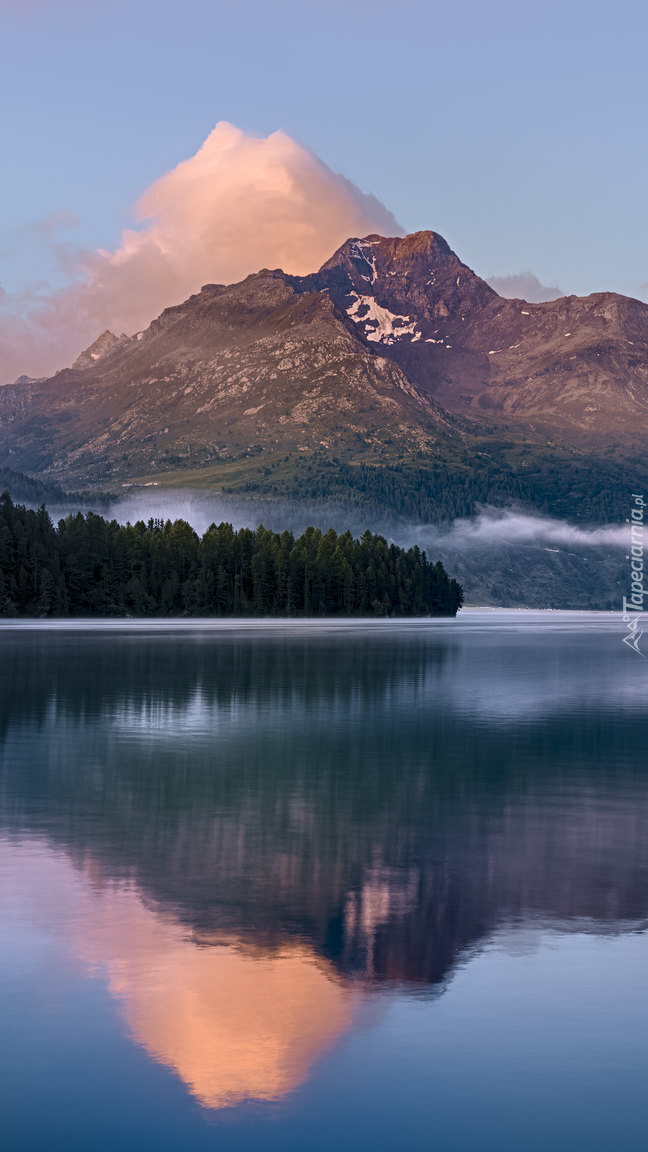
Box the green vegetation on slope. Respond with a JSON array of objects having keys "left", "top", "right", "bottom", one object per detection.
[
  {"left": 138, "top": 441, "right": 642, "bottom": 526},
  {"left": 0, "top": 467, "right": 71, "bottom": 508},
  {"left": 0, "top": 467, "right": 112, "bottom": 509},
  {"left": 0, "top": 492, "right": 463, "bottom": 618}
]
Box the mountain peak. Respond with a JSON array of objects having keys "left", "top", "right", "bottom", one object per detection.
[
  {"left": 384, "top": 230, "right": 453, "bottom": 258},
  {"left": 72, "top": 329, "right": 129, "bottom": 370},
  {"left": 319, "top": 230, "right": 462, "bottom": 274},
  {"left": 313, "top": 229, "right": 495, "bottom": 306},
  {"left": 304, "top": 229, "right": 496, "bottom": 357}
]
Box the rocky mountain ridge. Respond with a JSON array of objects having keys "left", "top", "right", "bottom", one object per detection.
[{"left": 1, "top": 230, "right": 647, "bottom": 499}]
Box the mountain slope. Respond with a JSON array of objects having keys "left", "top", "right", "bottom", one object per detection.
[
  {"left": 1, "top": 230, "right": 647, "bottom": 500},
  {"left": 304, "top": 232, "right": 648, "bottom": 440},
  {"left": 0, "top": 268, "right": 455, "bottom": 486}
]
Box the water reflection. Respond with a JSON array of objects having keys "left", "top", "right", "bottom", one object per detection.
[
  {"left": 1, "top": 838, "right": 353, "bottom": 1109},
  {"left": 1, "top": 616, "right": 648, "bottom": 1116}
]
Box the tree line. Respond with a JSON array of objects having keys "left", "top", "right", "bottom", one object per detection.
[
  {"left": 0, "top": 492, "right": 463, "bottom": 617},
  {"left": 232, "top": 449, "right": 641, "bottom": 525}
]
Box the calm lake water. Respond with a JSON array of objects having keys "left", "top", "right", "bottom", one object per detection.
[{"left": 1, "top": 612, "right": 647, "bottom": 1151}]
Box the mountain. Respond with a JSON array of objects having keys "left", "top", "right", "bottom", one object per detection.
[
  {"left": 0, "top": 229, "right": 646, "bottom": 542},
  {"left": 12, "top": 374, "right": 40, "bottom": 386},
  {"left": 72, "top": 329, "right": 129, "bottom": 370},
  {"left": 0, "top": 265, "right": 460, "bottom": 487},
  {"left": 303, "top": 232, "right": 648, "bottom": 442}
]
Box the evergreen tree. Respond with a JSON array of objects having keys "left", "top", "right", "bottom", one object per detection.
[{"left": 0, "top": 492, "right": 463, "bottom": 619}]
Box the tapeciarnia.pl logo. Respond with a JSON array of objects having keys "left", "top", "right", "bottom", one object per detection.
[{"left": 622, "top": 493, "right": 645, "bottom": 655}]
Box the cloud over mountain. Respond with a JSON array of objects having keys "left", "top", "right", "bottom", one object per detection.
[
  {"left": 486, "top": 271, "right": 565, "bottom": 302},
  {"left": 0, "top": 122, "right": 402, "bottom": 384}
]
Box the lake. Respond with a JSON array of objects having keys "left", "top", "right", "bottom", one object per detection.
[{"left": 1, "top": 612, "right": 647, "bottom": 1151}]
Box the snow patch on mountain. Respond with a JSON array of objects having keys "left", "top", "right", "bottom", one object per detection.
[
  {"left": 346, "top": 292, "right": 419, "bottom": 344},
  {"left": 349, "top": 240, "right": 378, "bottom": 284}
]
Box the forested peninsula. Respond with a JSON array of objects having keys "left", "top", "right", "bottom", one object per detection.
[{"left": 0, "top": 493, "right": 463, "bottom": 618}]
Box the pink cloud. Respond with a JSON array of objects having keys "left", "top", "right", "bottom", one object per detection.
[{"left": 0, "top": 122, "right": 402, "bottom": 384}]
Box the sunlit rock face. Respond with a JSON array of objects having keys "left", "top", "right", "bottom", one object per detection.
[{"left": 3, "top": 840, "right": 354, "bottom": 1110}]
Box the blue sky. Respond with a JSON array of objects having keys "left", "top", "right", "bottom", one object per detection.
[{"left": 1, "top": 0, "right": 647, "bottom": 307}]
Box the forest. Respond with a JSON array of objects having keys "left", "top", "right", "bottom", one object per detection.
[
  {"left": 235, "top": 449, "right": 638, "bottom": 525},
  {"left": 0, "top": 492, "right": 463, "bottom": 618}
]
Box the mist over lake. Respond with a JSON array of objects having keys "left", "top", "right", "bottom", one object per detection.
[{"left": 36, "top": 486, "right": 627, "bottom": 610}]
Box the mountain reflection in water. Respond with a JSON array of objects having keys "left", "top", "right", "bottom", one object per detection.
[
  {"left": 1, "top": 615, "right": 647, "bottom": 1115},
  {"left": 0, "top": 839, "right": 352, "bottom": 1109}
]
